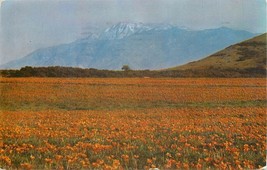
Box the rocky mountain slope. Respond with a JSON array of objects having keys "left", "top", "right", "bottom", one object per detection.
[{"left": 1, "top": 22, "right": 256, "bottom": 70}]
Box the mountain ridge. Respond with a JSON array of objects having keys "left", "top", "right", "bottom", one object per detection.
[{"left": 0, "top": 23, "right": 257, "bottom": 70}]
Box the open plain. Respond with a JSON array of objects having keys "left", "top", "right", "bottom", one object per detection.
[{"left": 0, "top": 78, "right": 266, "bottom": 169}]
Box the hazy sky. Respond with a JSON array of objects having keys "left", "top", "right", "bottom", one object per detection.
[{"left": 0, "top": 0, "right": 266, "bottom": 64}]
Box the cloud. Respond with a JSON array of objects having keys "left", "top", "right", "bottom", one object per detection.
[{"left": 0, "top": 0, "right": 5, "bottom": 7}]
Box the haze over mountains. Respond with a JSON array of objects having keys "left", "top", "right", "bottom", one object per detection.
[{"left": 1, "top": 22, "right": 257, "bottom": 70}]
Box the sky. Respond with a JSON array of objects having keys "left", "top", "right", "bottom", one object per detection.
[{"left": 0, "top": 0, "right": 266, "bottom": 64}]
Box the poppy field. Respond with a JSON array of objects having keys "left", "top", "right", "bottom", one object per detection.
[{"left": 0, "top": 78, "right": 266, "bottom": 169}]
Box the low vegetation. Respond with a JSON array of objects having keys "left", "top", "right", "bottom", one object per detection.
[{"left": 0, "top": 65, "right": 265, "bottom": 78}]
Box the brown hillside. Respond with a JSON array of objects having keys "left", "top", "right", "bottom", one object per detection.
[{"left": 172, "top": 33, "right": 266, "bottom": 71}]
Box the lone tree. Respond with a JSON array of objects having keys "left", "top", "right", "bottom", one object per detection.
[{"left": 121, "top": 65, "right": 131, "bottom": 71}]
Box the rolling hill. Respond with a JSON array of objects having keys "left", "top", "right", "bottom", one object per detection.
[
  {"left": 0, "top": 22, "right": 256, "bottom": 70},
  {"left": 171, "top": 33, "right": 266, "bottom": 74}
]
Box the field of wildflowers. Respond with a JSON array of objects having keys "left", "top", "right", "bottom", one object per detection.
[{"left": 0, "top": 78, "right": 266, "bottom": 169}]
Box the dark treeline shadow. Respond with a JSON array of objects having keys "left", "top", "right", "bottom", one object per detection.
[{"left": 0, "top": 66, "right": 266, "bottom": 78}]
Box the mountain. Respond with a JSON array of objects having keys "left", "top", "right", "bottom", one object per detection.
[
  {"left": 91, "top": 22, "right": 174, "bottom": 40},
  {"left": 171, "top": 33, "right": 266, "bottom": 72},
  {"left": 0, "top": 22, "right": 257, "bottom": 70}
]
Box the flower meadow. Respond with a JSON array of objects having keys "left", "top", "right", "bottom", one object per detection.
[{"left": 0, "top": 78, "right": 266, "bottom": 169}]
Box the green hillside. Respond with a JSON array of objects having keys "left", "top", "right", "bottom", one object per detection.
[{"left": 171, "top": 33, "right": 266, "bottom": 72}]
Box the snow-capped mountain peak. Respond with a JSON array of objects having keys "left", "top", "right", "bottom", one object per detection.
[
  {"left": 100, "top": 22, "right": 151, "bottom": 39},
  {"left": 0, "top": 22, "right": 256, "bottom": 70},
  {"left": 100, "top": 22, "right": 176, "bottom": 40}
]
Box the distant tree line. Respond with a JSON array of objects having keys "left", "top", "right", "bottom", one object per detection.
[{"left": 0, "top": 66, "right": 266, "bottom": 78}]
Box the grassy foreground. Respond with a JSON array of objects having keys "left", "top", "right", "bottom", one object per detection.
[{"left": 0, "top": 78, "right": 266, "bottom": 169}]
